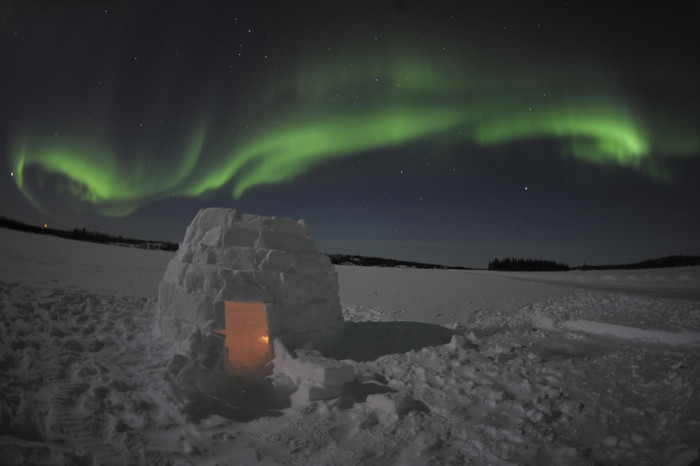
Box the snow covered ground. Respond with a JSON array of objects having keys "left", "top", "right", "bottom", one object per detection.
[{"left": 1, "top": 227, "right": 699, "bottom": 465}]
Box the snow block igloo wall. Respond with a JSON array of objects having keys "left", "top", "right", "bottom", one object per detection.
[{"left": 157, "top": 208, "right": 343, "bottom": 377}]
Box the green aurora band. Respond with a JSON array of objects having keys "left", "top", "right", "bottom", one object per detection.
[{"left": 11, "top": 50, "right": 699, "bottom": 217}]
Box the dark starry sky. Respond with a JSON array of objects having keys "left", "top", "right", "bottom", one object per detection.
[{"left": 2, "top": 1, "right": 699, "bottom": 267}]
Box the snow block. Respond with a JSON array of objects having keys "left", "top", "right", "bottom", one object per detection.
[
  {"left": 161, "top": 261, "right": 190, "bottom": 286},
  {"left": 292, "top": 380, "right": 344, "bottom": 403},
  {"left": 285, "top": 349, "right": 355, "bottom": 386},
  {"left": 367, "top": 393, "right": 427, "bottom": 425},
  {"left": 278, "top": 272, "right": 339, "bottom": 301},
  {"left": 259, "top": 230, "right": 318, "bottom": 253},
  {"left": 234, "top": 212, "right": 272, "bottom": 232},
  {"left": 448, "top": 334, "right": 477, "bottom": 351},
  {"left": 181, "top": 264, "right": 204, "bottom": 290},
  {"left": 191, "top": 208, "right": 238, "bottom": 231},
  {"left": 258, "top": 249, "right": 297, "bottom": 273},
  {"left": 158, "top": 281, "right": 213, "bottom": 322},
  {"left": 217, "top": 270, "right": 274, "bottom": 302},
  {"left": 185, "top": 227, "right": 204, "bottom": 245},
  {"left": 220, "top": 247, "right": 261, "bottom": 270},
  {"left": 262, "top": 249, "right": 329, "bottom": 274},
  {"left": 367, "top": 393, "right": 400, "bottom": 425},
  {"left": 272, "top": 339, "right": 353, "bottom": 403},
  {"left": 270, "top": 216, "right": 309, "bottom": 237},
  {"left": 175, "top": 242, "right": 194, "bottom": 263},
  {"left": 192, "top": 245, "right": 217, "bottom": 265},
  {"left": 200, "top": 226, "right": 224, "bottom": 247},
  {"left": 222, "top": 227, "right": 260, "bottom": 248}
]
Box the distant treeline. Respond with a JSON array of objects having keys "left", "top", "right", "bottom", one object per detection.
[
  {"left": 327, "top": 254, "right": 471, "bottom": 270},
  {"left": 489, "top": 255, "right": 700, "bottom": 272},
  {"left": 578, "top": 255, "right": 700, "bottom": 270},
  {"left": 0, "top": 216, "right": 178, "bottom": 251},
  {"left": 4, "top": 215, "right": 699, "bottom": 270},
  {"left": 489, "top": 257, "right": 570, "bottom": 271}
]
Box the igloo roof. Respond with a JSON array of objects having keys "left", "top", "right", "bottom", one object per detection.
[{"left": 184, "top": 208, "right": 318, "bottom": 255}]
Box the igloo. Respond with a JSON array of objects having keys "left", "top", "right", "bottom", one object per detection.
[{"left": 157, "top": 208, "right": 344, "bottom": 384}]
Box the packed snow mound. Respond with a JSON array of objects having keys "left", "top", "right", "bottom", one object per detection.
[{"left": 158, "top": 208, "right": 343, "bottom": 355}]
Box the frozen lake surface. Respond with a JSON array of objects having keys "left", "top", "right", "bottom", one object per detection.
[{"left": 1, "top": 228, "right": 699, "bottom": 465}]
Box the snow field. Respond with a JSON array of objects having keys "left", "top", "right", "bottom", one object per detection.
[
  {"left": 1, "top": 228, "right": 699, "bottom": 465},
  {"left": 0, "top": 283, "right": 178, "bottom": 464}
]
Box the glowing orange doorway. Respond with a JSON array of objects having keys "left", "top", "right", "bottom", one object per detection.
[{"left": 220, "top": 301, "right": 272, "bottom": 376}]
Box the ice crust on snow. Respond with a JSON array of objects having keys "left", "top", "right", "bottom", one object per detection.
[{"left": 157, "top": 208, "right": 344, "bottom": 359}]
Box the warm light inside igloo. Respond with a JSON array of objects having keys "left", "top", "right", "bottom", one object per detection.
[{"left": 219, "top": 301, "right": 272, "bottom": 376}]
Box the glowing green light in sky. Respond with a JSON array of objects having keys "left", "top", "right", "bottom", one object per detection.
[
  {"left": 473, "top": 100, "right": 650, "bottom": 164},
  {"left": 10, "top": 42, "right": 699, "bottom": 217}
]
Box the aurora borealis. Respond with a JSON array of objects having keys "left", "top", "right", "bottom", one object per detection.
[{"left": 2, "top": 1, "right": 699, "bottom": 266}]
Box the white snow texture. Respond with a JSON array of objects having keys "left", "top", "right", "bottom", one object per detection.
[{"left": 1, "top": 226, "right": 699, "bottom": 465}]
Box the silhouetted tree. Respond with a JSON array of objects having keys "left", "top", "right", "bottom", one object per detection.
[{"left": 489, "top": 257, "right": 570, "bottom": 271}]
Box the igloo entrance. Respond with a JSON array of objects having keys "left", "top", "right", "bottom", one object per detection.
[{"left": 218, "top": 301, "right": 272, "bottom": 377}]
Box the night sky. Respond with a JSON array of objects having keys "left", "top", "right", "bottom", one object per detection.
[{"left": 2, "top": 1, "right": 699, "bottom": 268}]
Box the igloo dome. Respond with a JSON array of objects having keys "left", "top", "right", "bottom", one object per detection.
[{"left": 157, "top": 208, "right": 344, "bottom": 380}]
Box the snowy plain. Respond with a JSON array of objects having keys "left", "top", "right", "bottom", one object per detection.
[{"left": 1, "top": 227, "right": 699, "bottom": 465}]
